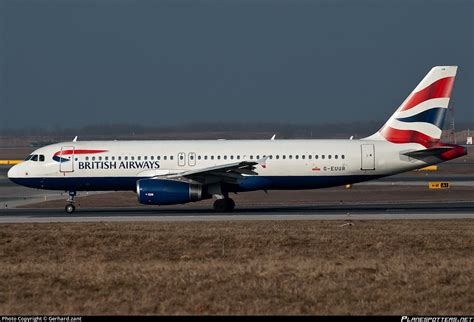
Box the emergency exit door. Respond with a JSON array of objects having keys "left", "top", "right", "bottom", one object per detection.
[
  {"left": 188, "top": 152, "right": 196, "bottom": 166},
  {"left": 178, "top": 152, "right": 186, "bottom": 166},
  {"left": 361, "top": 144, "right": 375, "bottom": 170}
]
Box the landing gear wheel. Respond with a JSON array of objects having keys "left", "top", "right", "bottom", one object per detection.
[
  {"left": 65, "top": 191, "right": 77, "bottom": 214},
  {"left": 65, "top": 204, "right": 75, "bottom": 214},
  {"left": 226, "top": 198, "right": 235, "bottom": 211},
  {"left": 213, "top": 198, "right": 235, "bottom": 212}
]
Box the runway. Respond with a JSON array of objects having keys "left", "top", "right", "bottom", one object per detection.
[{"left": 1, "top": 201, "right": 473, "bottom": 223}]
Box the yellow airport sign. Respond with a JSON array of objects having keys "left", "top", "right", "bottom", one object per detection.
[
  {"left": 0, "top": 160, "right": 22, "bottom": 165},
  {"left": 429, "top": 182, "right": 450, "bottom": 189}
]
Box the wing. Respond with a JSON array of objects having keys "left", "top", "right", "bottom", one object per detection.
[{"left": 153, "top": 158, "right": 267, "bottom": 185}]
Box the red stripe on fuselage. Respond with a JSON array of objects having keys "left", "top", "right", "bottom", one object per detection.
[
  {"left": 399, "top": 77, "right": 454, "bottom": 111},
  {"left": 54, "top": 149, "right": 108, "bottom": 156}
]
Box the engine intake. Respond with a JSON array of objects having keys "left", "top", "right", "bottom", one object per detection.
[{"left": 136, "top": 179, "right": 204, "bottom": 205}]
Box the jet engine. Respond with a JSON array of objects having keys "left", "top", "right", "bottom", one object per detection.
[{"left": 136, "top": 179, "right": 205, "bottom": 205}]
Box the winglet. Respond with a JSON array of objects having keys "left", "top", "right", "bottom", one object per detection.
[
  {"left": 73, "top": 136, "right": 78, "bottom": 142},
  {"left": 270, "top": 134, "right": 276, "bottom": 140}
]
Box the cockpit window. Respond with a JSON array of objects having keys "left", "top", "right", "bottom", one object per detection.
[
  {"left": 39, "top": 155, "right": 45, "bottom": 162},
  {"left": 31, "top": 155, "right": 38, "bottom": 161},
  {"left": 24, "top": 155, "right": 33, "bottom": 161}
]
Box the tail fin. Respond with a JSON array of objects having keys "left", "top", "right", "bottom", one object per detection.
[{"left": 366, "top": 66, "right": 457, "bottom": 148}]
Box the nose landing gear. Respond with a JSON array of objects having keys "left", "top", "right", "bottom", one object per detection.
[{"left": 65, "top": 191, "right": 76, "bottom": 214}]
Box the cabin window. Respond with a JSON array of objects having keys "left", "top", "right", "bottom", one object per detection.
[
  {"left": 170, "top": 156, "right": 174, "bottom": 160},
  {"left": 308, "top": 155, "right": 312, "bottom": 159},
  {"left": 150, "top": 156, "right": 153, "bottom": 160},
  {"left": 92, "top": 156, "right": 96, "bottom": 161},
  {"left": 269, "top": 155, "right": 273, "bottom": 159},
  {"left": 144, "top": 156, "right": 147, "bottom": 160},
  {"left": 204, "top": 156, "right": 208, "bottom": 160},
  {"left": 328, "top": 155, "right": 332, "bottom": 159},
  {"left": 124, "top": 156, "right": 128, "bottom": 161},
  {"left": 321, "top": 155, "right": 325, "bottom": 159},
  {"left": 282, "top": 155, "right": 286, "bottom": 159},
  {"left": 105, "top": 156, "right": 109, "bottom": 161},
  {"left": 180, "top": 155, "right": 184, "bottom": 160},
  {"left": 289, "top": 155, "right": 293, "bottom": 159},
  {"left": 112, "top": 156, "right": 115, "bottom": 161},
  {"left": 230, "top": 155, "right": 234, "bottom": 160},
  {"left": 99, "top": 156, "right": 102, "bottom": 161},
  {"left": 217, "top": 156, "right": 221, "bottom": 160},
  {"left": 276, "top": 155, "right": 279, "bottom": 159},
  {"left": 237, "top": 155, "right": 240, "bottom": 160},
  {"left": 342, "top": 155, "right": 345, "bottom": 159},
  {"left": 211, "top": 156, "right": 214, "bottom": 160},
  {"left": 223, "top": 155, "right": 227, "bottom": 160},
  {"left": 131, "top": 156, "right": 135, "bottom": 161},
  {"left": 137, "top": 156, "right": 141, "bottom": 161},
  {"left": 301, "top": 155, "right": 305, "bottom": 159},
  {"left": 198, "top": 155, "right": 201, "bottom": 160},
  {"left": 164, "top": 156, "right": 167, "bottom": 160},
  {"left": 295, "top": 155, "right": 299, "bottom": 160},
  {"left": 190, "top": 155, "right": 194, "bottom": 160},
  {"left": 335, "top": 155, "right": 338, "bottom": 159}
]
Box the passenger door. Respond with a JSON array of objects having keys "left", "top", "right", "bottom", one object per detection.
[
  {"left": 59, "top": 146, "right": 74, "bottom": 172},
  {"left": 361, "top": 144, "right": 375, "bottom": 170}
]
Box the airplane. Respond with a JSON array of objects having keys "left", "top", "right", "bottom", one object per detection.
[{"left": 8, "top": 66, "right": 467, "bottom": 213}]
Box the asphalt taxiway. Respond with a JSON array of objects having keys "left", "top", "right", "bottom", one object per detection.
[{"left": 0, "top": 202, "right": 473, "bottom": 223}]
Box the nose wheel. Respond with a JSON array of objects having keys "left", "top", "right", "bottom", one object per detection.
[
  {"left": 213, "top": 198, "right": 235, "bottom": 212},
  {"left": 65, "top": 191, "right": 76, "bottom": 214},
  {"left": 65, "top": 203, "right": 76, "bottom": 214}
]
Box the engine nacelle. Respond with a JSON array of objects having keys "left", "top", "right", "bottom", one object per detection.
[{"left": 136, "top": 179, "right": 204, "bottom": 205}]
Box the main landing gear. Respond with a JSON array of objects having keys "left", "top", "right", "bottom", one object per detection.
[
  {"left": 65, "top": 191, "right": 76, "bottom": 214},
  {"left": 213, "top": 198, "right": 235, "bottom": 212}
]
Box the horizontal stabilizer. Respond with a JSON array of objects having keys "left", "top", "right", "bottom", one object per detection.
[{"left": 403, "top": 147, "right": 453, "bottom": 158}]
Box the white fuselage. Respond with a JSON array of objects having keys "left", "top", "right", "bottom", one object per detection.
[{"left": 8, "top": 139, "right": 432, "bottom": 192}]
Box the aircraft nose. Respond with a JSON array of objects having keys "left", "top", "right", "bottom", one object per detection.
[{"left": 7, "top": 164, "right": 20, "bottom": 179}]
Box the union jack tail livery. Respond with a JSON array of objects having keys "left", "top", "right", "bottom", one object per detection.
[{"left": 367, "top": 66, "right": 457, "bottom": 148}]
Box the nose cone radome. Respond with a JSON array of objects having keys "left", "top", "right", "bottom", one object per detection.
[{"left": 7, "top": 164, "right": 21, "bottom": 182}]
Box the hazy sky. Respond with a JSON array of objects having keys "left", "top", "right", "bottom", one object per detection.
[{"left": 1, "top": 0, "right": 473, "bottom": 129}]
